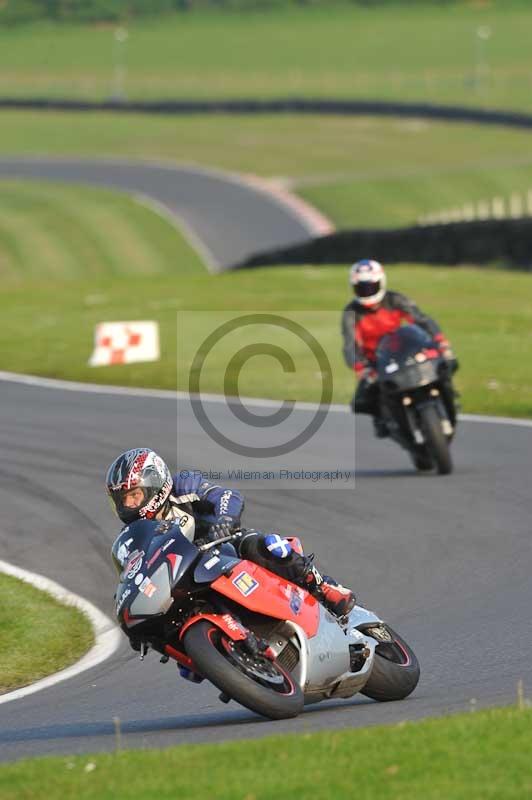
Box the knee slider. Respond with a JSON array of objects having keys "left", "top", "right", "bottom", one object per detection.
[{"left": 264, "top": 533, "right": 292, "bottom": 560}]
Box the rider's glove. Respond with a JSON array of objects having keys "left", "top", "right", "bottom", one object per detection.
[
  {"left": 433, "top": 333, "right": 453, "bottom": 359},
  {"left": 354, "top": 360, "right": 366, "bottom": 377},
  {"left": 433, "top": 333, "right": 458, "bottom": 372},
  {"left": 208, "top": 515, "right": 238, "bottom": 541},
  {"left": 361, "top": 366, "right": 378, "bottom": 385}
]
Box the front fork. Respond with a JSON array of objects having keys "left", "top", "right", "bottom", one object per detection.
[
  {"left": 401, "top": 390, "right": 454, "bottom": 444},
  {"left": 402, "top": 398, "right": 424, "bottom": 445},
  {"left": 425, "top": 390, "right": 455, "bottom": 437}
]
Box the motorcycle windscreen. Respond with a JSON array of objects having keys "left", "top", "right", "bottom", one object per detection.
[
  {"left": 129, "top": 563, "right": 174, "bottom": 617},
  {"left": 113, "top": 518, "right": 195, "bottom": 579},
  {"left": 387, "top": 359, "right": 439, "bottom": 391},
  {"left": 376, "top": 324, "right": 432, "bottom": 368}
]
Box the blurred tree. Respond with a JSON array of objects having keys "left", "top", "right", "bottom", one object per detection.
[{"left": 0, "top": 0, "right": 469, "bottom": 26}]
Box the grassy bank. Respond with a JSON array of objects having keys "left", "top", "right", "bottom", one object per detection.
[
  {"left": 2, "top": 264, "right": 531, "bottom": 418},
  {"left": 0, "top": 180, "right": 203, "bottom": 280},
  {"left": 3, "top": 113, "right": 532, "bottom": 229},
  {"left": 1, "top": 5, "right": 532, "bottom": 112},
  {"left": 0, "top": 573, "right": 94, "bottom": 694},
  {"left": 1, "top": 706, "right": 531, "bottom": 799}
]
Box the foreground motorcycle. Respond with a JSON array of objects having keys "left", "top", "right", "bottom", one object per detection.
[
  {"left": 115, "top": 519, "right": 420, "bottom": 720},
  {"left": 375, "top": 324, "right": 458, "bottom": 475}
]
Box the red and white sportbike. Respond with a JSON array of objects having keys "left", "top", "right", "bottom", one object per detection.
[{"left": 115, "top": 519, "right": 420, "bottom": 720}]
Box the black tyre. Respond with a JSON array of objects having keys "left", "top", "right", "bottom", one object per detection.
[
  {"left": 418, "top": 403, "right": 453, "bottom": 475},
  {"left": 410, "top": 451, "right": 434, "bottom": 472},
  {"left": 361, "top": 625, "right": 420, "bottom": 702},
  {"left": 183, "top": 621, "right": 303, "bottom": 720}
]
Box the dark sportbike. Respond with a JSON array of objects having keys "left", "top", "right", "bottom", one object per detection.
[
  {"left": 375, "top": 324, "right": 458, "bottom": 475},
  {"left": 115, "top": 518, "right": 420, "bottom": 720}
]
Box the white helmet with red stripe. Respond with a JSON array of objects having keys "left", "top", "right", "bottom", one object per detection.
[
  {"left": 106, "top": 448, "right": 173, "bottom": 524},
  {"left": 349, "top": 259, "right": 386, "bottom": 307}
]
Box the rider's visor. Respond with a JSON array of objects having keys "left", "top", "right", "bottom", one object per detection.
[
  {"left": 355, "top": 280, "right": 380, "bottom": 298},
  {"left": 119, "top": 486, "right": 146, "bottom": 508}
]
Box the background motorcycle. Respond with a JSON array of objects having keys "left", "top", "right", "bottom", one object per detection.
[
  {"left": 115, "top": 519, "right": 420, "bottom": 720},
  {"left": 375, "top": 324, "right": 458, "bottom": 475}
]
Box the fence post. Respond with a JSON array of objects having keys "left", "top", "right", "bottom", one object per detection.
[
  {"left": 477, "top": 200, "right": 490, "bottom": 220},
  {"left": 510, "top": 193, "right": 523, "bottom": 219},
  {"left": 491, "top": 197, "right": 506, "bottom": 219}
]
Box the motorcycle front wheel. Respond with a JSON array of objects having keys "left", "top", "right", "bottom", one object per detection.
[
  {"left": 361, "top": 625, "right": 420, "bottom": 702},
  {"left": 183, "top": 621, "right": 304, "bottom": 720},
  {"left": 418, "top": 403, "right": 453, "bottom": 475},
  {"left": 410, "top": 450, "right": 434, "bottom": 472}
]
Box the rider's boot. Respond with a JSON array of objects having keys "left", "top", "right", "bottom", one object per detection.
[
  {"left": 372, "top": 414, "right": 389, "bottom": 439},
  {"left": 244, "top": 533, "right": 356, "bottom": 617},
  {"left": 304, "top": 564, "right": 356, "bottom": 617}
]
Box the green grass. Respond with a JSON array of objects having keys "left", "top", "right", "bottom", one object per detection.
[
  {"left": 0, "top": 120, "right": 530, "bottom": 418},
  {"left": 0, "top": 180, "right": 204, "bottom": 280},
  {"left": 299, "top": 148, "right": 532, "bottom": 228},
  {"left": 1, "top": 705, "right": 531, "bottom": 799},
  {"left": 1, "top": 5, "right": 532, "bottom": 112},
  {"left": 0, "top": 573, "right": 94, "bottom": 693},
  {"left": 1, "top": 264, "right": 531, "bottom": 418},
  {"left": 4, "top": 112, "right": 532, "bottom": 228}
]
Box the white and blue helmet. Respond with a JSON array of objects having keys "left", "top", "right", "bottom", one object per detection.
[{"left": 349, "top": 259, "right": 386, "bottom": 307}]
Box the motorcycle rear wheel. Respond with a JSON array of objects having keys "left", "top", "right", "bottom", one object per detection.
[
  {"left": 418, "top": 403, "right": 453, "bottom": 475},
  {"left": 361, "top": 625, "right": 420, "bottom": 702},
  {"left": 183, "top": 621, "right": 304, "bottom": 720}
]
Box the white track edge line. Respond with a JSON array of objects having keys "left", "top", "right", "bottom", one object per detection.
[
  {"left": 239, "top": 172, "right": 335, "bottom": 237},
  {"left": 132, "top": 192, "right": 220, "bottom": 274},
  {"left": 0, "top": 559, "right": 121, "bottom": 705},
  {"left": 0, "top": 370, "right": 530, "bottom": 427}
]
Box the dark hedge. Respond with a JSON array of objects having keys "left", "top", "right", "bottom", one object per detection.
[
  {"left": 3, "top": 98, "right": 532, "bottom": 133},
  {"left": 235, "top": 219, "right": 532, "bottom": 271},
  {"left": 0, "top": 1, "right": 472, "bottom": 26}
]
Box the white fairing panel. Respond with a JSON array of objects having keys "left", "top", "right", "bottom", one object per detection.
[
  {"left": 168, "top": 506, "right": 196, "bottom": 542},
  {"left": 302, "top": 605, "right": 384, "bottom": 700},
  {"left": 345, "top": 604, "right": 383, "bottom": 631},
  {"left": 304, "top": 606, "right": 352, "bottom": 689}
]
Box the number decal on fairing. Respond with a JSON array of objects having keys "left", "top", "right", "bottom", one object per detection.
[{"left": 232, "top": 571, "right": 259, "bottom": 597}]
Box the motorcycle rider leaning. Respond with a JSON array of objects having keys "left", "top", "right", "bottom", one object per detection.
[
  {"left": 342, "top": 259, "right": 457, "bottom": 438},
  {"left": 107, "top": 448, "right": 356, "bottom": 641}
]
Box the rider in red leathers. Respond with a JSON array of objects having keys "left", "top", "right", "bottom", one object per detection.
[{"left": 342, "top": 260, "right": 457, "bottom": 437}]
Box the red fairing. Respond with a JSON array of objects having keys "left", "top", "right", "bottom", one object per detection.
[
  {"left": 164, "top": 643, "right": 195, "bottom": 670},
  {"left": 355, "top": 308, "right": 415, "bottom": 364},
  {"left": 179, "top": 612, "right": 248, "bottom": 643},
  {"left": 121, "top": 607, "right": 145, "bottom": 629},
  {"left": 210, "top": 560, "right": 320, "bottom": 638}
]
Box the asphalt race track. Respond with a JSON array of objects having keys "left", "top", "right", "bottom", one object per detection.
[
  {"left": 0, "top": 157, "right": 317, "bottom": 271},
  {"left": 0, "top": 376, "right": 530, "bottom": 762},
  {"left": 0, "top": 158, "right": 530, "bottom": 762}
]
